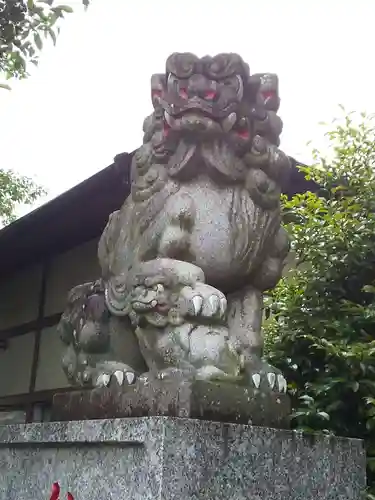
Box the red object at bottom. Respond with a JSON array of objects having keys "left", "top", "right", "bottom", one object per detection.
[{"left": 49, "top": 482, "right": 74, "bottom": 500}]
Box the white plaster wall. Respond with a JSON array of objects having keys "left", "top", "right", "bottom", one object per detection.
[
  {"left": 35, "top": 325, "right": 71, "bottom": 391},
  {"left": 0, "top": 332, "right": 35, "bottom": 397},
  {"left": 44, "top": 239, "right": 101, "bottom": 315},
  {"left": 0, "top": 265, "right": 42, "bottom": 330}
]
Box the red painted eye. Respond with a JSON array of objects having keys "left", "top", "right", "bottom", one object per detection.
[
  {"left": 205, "top": 90, "right": 216, "bottom": 100},
  {"left": 179, "top": 87, "right": 188, "bottom": 99},
  {"left": 152, "top": 89, "right": 162, "bottom": 99}
]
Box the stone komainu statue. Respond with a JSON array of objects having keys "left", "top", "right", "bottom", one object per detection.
[{"left": 58, "top": 53, "right": 291, "bottom": 397}]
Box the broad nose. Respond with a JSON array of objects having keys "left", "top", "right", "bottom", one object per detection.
[{"left": 187, "top": 74, "right": 208, "bottom": 99}]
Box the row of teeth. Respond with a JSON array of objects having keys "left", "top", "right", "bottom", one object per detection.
[
  {"left": 96, "top": 370, "right": 135, "bottom": 387},
  {"left": 251, "top": 373, "right": 287, "bottom": 393},
  {"left": 164, "top": 111, "right": 237, "bottom": 133}
]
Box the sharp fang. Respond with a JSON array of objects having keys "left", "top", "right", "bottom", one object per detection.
[
  {"left": 222, "top": 112, "right": 237, "bottom": 132},
  {"left": 267, "top": 372, "right": 276, "bottom": 389},
  {"left": 114, "top": 370, "right": 124, "bottom": 386},
  {"left": 164, "top": 111, "right": 175, "bottom": 127},
  {"left": 151, "top": 300, "right": 158, "bottom": 307},
  {"left": 102, "top": 374, "right": 111, "bottom": 387},
  {"left": 277, "top": 374, "right": 287, "bottom": 393},
  {"left": 192, "top": 295, "right": 203, "bottom": 315},
  {"left": 252, "top": 373, "right": 261, "bottom": 388},
  {"left": 126, "top": 372, "right": 135, "bottom": 384}
]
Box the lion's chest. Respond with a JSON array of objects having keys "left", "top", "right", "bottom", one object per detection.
[{"left": 163, "top": 176, "right": 237, "bottom": 287}]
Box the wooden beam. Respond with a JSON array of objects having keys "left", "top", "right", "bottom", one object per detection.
[
  {"left": 0, "top": 312, "right": 62, "bottom": 341},
  {"left": 0, "top": 386, "right": 79, "bottom": 409},
  {"left": 26, "top": 261, "right": 49, "bottom": 422}
]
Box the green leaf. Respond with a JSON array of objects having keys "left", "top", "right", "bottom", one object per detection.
[
  {"left": 263, "top": 110, "right": 375, "bottom": 494},
  {"left": 351, "top": 381, "right": 360, "bottom": 392},
  {"left": 58, "top": 5, "right": 74, "bottom": 13},
  {"left": 27, "top": 0, "right": 35, "bottom": 9},
  {"left": 48, "top": 28, "right": 57, "bottom": 45},
  {"left": 0, "top": 83, "right": 11, "bottom": 91},
  {"left": 34, "top": 33, "right": 43, "bottom": 50},
  {"left": 317, "top": 411, "right": 330, "bottom": 421}
]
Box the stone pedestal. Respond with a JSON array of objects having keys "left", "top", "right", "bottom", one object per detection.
[
  {"left": 51, "top": 378, "right": 291, "bottom": 428},
  {"left": 0, "top": 417, "right": 366, "bottom": 500}
]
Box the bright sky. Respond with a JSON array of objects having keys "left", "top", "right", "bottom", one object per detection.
[{"left": 0, "top": 0, "right": 374, "bottom": 213}]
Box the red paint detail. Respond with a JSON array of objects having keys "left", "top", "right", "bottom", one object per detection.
[
  {"left": 67, "top": 493, "right": 74, "bottom": 500},
  {"left": 237, "top": 129, "right": 250, "bottom": 139},
  {"left": 205, "top": 90, "right": 216, "bottom": 100},
  {"left": 163, "top": 122, "right": 170, "bottom": 136},
  {"left": 179, "top": 88, "right": 188, "bottom": 99},
  {"left": 50, "top": 482, "right": 60, "bottom": 500},
  {"left": 261, "top": 90, "right": 275, "bottom": 101},
  {"left": 152, "top": 89, "right": 162, "bottom": 98}
]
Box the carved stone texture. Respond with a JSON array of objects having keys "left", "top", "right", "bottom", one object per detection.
[
  {"left": 57, "top": 52, "right": 292, "bottom": 425},
  {"left": 0, "top": 418, "right": 366, "bottom": 500}
]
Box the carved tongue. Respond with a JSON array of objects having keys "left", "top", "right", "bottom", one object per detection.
[{"left": 221, "top": 112, "right": 237, "bottom": 132}]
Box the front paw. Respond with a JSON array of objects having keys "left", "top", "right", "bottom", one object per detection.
[
  {"left": 246, "top": 360, "right": 287, "bottom": 394},
  {"left": 179, "top": 283, "right": 227, "bottom": 320},
  {"left": 90, "top": 361, "right": 137, "bottom": 388}
]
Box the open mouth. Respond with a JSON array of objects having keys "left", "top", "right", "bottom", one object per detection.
[{"left": 163, "top": 109, "right": 249, "bottom": 138}]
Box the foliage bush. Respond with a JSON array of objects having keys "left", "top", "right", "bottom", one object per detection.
[
  {"left": 0, "top": 0, "right": 89, "bottom": 84},
  {"left": 264, "top": 110, "right": 375, "bottom": 495}
]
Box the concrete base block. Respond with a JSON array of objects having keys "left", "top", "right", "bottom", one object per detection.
[{"left": 0, "top": 417, "right": 366, "bottom": 500}]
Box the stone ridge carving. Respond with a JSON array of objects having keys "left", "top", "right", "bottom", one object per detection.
[{"left": 58, "top": 52, "right": 291, "bottom": 413}]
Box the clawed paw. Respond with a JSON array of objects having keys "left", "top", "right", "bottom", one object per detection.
[
  {"left": 180, "top": 283, "right": 227, "bottom": 320},
  {"left": 250, "top": 371, "right": 287, "bottom": 393},
  {"left": 94, "top": 363, "right": 136, "bottom": 388}
]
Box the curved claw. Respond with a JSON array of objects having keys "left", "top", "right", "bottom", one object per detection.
[
  {"left": 251, "top": 373, "right": 261, "bottom": 388},
  {"left": 267, "top": 372, "right": 276, "bottom": 389},
  {"left": 114, "top": 370, "right": 124, "bottom": 386},
  {"left": 219, "top": 297, "right": 227, "bottom": 317},
  {"left": 125, "top": 371, "right": 135, "bottom": 384},
  {"left": 192, "top": 295, "right": 203, "bottom": 315},
  {"left": 96, "top": 373, "right": 111, "bottom": 387},
  {"left": 202, "top": 295, "right": 220, "bottom": 317}
]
